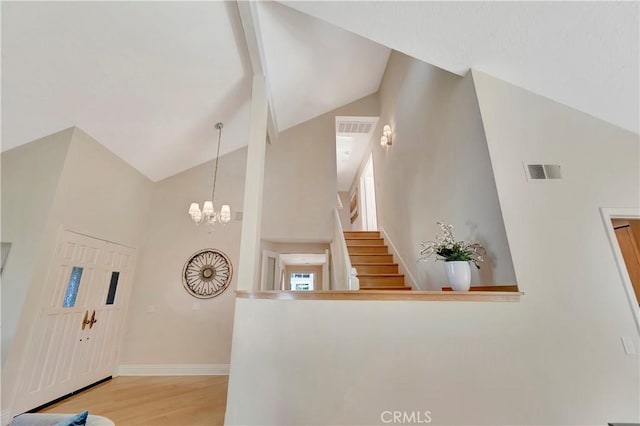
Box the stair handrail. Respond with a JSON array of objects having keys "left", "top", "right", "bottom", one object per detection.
[{"left": 331, "top": 208, "right": 358, "bottom": 290}]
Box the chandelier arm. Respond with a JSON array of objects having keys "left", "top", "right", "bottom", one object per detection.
[{"left": 211, "top": 122, "right": 223, "bottom": 203}]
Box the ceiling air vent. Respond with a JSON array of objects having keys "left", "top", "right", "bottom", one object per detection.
[
  {"left": 524, "top": 163, "right": 562, "bottom": 181},
  {"left": 336, "top": 120, "right": 376, "bottom": 135}
]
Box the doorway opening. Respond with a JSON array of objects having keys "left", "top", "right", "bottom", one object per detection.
[
  {"left": 601, "top": 208, "right": 640, "bottom": 331},
  {"left": 260, "top": 250, "right": 328, "bottom": 291},
  {"left": 359, "top": 153, "right": 378, "bottom": 231}
]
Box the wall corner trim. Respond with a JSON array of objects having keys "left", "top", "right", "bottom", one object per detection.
[
  {"left": 116, "top": 364, "right": 230, "bottom": 376},
  {"left": 379, "top": 227, "right": 420, "bottom": 290}
]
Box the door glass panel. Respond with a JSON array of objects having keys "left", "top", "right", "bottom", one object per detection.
[
  {"left": 63, "top": 266, "right": 84, "bottom": 307},
  {"left": 106, "top": 271, "right": 120, "bottom": 305}
]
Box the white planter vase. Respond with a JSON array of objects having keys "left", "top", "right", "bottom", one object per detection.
[{"left": 445, "top": 261, "right": 471, "bottom": 291}]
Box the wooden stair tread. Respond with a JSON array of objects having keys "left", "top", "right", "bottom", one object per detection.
[
  {"left": 356, "top": 274, "right": 404, "bottom": 278},
  {"left": 350, "top": 254, "right": 394, "bottom": 263},
  {"left": 360, "top": 286, "right": 412, "bottom": 291},
  {"left": 344, "top": 231, "right": 380, "bottom": 236},
  {"left": 347, "top": 247, "right": 388, "bottom": 255},
  {"left": 350, "top": 255, "right": 393, "bottom": 259},
  {"left": 357, "top": 275, "right": 405, "bottom": 286},
  {"left": 345, "top": 239, "right": 385, "bottom": 246},
  {"left": 352, "top": 264, "right": 399, "bottom": 275}
]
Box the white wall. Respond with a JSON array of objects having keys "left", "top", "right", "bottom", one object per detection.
[
  {"left": 261, "top": 95, "right": 379, "bottom": 242},
  {"left": 349, "top": 51, "right": 516, "bottom": 289},
  {"left": 2, "top": 127, "right": 153, "bottom": 413},
  {"left": 261, "top": 242, "right": 329, "bottom": 255},
  {"left": 120, "top": 148, "right": 247, "bottom": 365},
  {"left": 52, "top": 128, "right": 153, "bottom": 247},
  {"left": 1, "top": 128, "right": 73, "bottom": 366},
  {"left": 337, "top": 191, "right": 351, "bottom": 231},
  {"left": 225, "top": 72, "right": 640, "bottom": 425}
]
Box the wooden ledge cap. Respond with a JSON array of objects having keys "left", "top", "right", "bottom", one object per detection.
[{"left": 235, "top": 288, "right": 522, "bottom": 302}]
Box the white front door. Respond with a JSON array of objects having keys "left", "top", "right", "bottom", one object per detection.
[
  {"left": 74, "top": 241, "right": 135, "bottom": 388},
  {"left": 15, "top": 231, "right": 135, "bottom": 414}
]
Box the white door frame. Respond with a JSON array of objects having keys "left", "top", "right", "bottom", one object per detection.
[
  {"left": 359, "top": 153, "right": 378, "bottom": 231},
  {"left": 600, "top": 207, "right": 640, "bottom": 332},
  {"left": 322, "top": 249, "right": 330, "bottom": 291},
  {"left": 260, "top": 250, "right": 281, "bottom": 291}
]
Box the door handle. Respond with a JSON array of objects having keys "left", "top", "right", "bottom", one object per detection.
[
  {"left": 82, "top": 310, "right": 90, "bottom": 330},
  {"left": 89, "top": 310, "right": 97, "bottom": 329}
]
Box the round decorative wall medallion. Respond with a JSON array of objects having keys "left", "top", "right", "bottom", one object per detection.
[{"left": 182, "top": 249, "right": 233, "bottom": 298}]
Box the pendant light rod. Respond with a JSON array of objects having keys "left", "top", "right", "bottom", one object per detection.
[{"left": 211, "top": 122, "right": 223, "bottom": 203}]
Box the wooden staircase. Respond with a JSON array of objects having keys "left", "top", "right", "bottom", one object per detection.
[{"left": 345, "top": 231, "right": 411, "bottom": 291}]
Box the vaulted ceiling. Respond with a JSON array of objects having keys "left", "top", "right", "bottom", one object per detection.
[
  {"left": 2, "top": 2, "right": 252, "bottom": 182},
  {"left": 2, "top": 2, "right": 637, "bottom": 182},
  {"left": 283, "top": 1, "right": 639, "bottom": 134},
  {"left": 1, "top": 1, "right": 389, "bottom": 181},
  {"left": 256, "top": 1, "right": 389, "bottom": 131}
]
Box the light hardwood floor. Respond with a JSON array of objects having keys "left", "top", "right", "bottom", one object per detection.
[{"left": 40, "top": 376, "right": 228, "bottom": 425}]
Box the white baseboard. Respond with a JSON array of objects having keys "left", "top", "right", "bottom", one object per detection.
[
  {"left": 380, "top": 227, "right": 420, "bottom": 290},
  {"left": 1, "top": 409, "right": 11, "bottom": 426},
  {"left": 117, "top": 364, "right": 229, "bottom": 376}
]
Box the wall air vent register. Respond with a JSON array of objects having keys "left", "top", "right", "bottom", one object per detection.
[
  {"left": 524, "top": 163, "right": 562, "bottom": 181},
  {"left": 335, "top": 117, "right": 378, "bottom": 135}
]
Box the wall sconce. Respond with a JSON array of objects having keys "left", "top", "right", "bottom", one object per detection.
[{"left": 380, "top": 124, "right": 392, "bottom": 147}]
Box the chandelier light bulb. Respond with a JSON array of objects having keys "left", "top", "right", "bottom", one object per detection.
[
  {"left": 188, "top": 203, "right": 201, "bottom": 215},
  {"left": 192, "top": 211, "right": 202, "bottom": 224},
  {"left": 219, "top": 204, "right": 232, "bottom": 223},
  {"left": 202, "top": 201, "right": 214, "bottom": 215}
]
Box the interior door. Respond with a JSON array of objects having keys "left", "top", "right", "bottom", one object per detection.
[
  {"left": 613, "top": 222, "right": 640, "bottom": 305},
  {"left": 15, "top": 231, "right": 136, "bottom": 414}
]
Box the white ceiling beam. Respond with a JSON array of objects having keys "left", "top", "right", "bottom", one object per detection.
[{"left": 237, "top": 1, "right": 279, "bottom": 145}]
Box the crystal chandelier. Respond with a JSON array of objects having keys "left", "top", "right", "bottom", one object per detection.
[{"left": 188, "top": 122, "right": 232, "bottom": 229}]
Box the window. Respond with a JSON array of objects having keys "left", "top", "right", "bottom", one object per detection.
[
  {"left": 106, "top": 271, "right": 120, "bottom": 305},
  {"left": 63, "top": 266, "right": 84, "bottom": 307},
  {"left": 290, "top": 273, "right": 314, "bottom": 291}
]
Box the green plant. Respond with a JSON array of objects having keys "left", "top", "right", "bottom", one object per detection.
[{"left": 419, "top": 222, "right": 486, "bottom": 269}]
